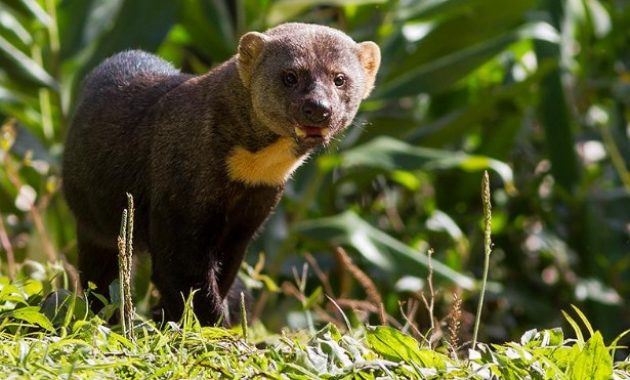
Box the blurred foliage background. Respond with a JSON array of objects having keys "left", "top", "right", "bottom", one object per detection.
[{"left": 0, "top": 0, "right": 629, "bottom": 344}]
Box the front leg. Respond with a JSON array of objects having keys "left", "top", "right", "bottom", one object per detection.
[
  {"left": 151, "top": 256, "right": 224, "bottom": 325},
  {"left": 149, "top": 183, "right": 281, "bottom": 326},
  {"left": 214, "top": 228, "right": 252, "bottom": 299},
  {"left": 149, "top": 208, "right": 224, "bottom": 325},
  {"left": 214, "top": 184, "right": 283, "bottom": 300}
]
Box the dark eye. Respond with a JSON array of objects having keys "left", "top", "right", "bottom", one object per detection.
[
  {"left": 283, "top": 71, "right": 298, "bottom": 87},
  {"left": 333, "top": 74, "right": 346, "bottom": 87}
]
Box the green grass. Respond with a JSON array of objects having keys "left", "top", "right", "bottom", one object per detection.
[
  {"left": 0, "top": 272, "right": 627, "bottom": 379},
  {"left": 0, "top": 175, "right": 627, "bottom": 379},
  {"left": 3, "top": 0, "right": 630, "bottom": 355}
]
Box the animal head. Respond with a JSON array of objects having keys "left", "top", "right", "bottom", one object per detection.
[{"left": 237, "top": 23, "right": 380, "bottom": 150}]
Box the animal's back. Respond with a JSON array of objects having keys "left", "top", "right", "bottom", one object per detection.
[
  {"left": 63, "top": 50, "right": 190, "bottom": 242},
  {"left": 77, "top": 50, "right": 182, "bottom": 117}
]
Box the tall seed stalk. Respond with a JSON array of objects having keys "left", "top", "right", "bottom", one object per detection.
[
  {"left": 117, "top": 193, "right": 135, "bottom": 341},
  {"left": 472, "top": 171, "right": 492, "bottom": 349}
]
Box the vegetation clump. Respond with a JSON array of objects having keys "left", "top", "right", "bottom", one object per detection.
[{"left": 0, "top": 271, "right": 625, "bottom": 379}]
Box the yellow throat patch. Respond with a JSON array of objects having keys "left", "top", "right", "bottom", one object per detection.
[{"left": 226, "top": 137, "right": 307, "bottom": 186}]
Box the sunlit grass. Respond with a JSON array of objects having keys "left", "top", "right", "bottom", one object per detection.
[{"left": 0, "top": 270, "right": 627, "bottom": 379}]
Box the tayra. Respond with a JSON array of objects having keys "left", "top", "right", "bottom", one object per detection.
[{"left": 63, "top": 23, "right": 380, "bottom": 325}]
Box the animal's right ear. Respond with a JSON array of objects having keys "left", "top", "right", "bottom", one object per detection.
[{"left": 237, "top": 32, "right": 268, "bottom": 88}]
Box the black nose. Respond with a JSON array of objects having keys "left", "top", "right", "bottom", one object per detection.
[{"left": 301, "top": 99, "right": 331, "bottom": 125}]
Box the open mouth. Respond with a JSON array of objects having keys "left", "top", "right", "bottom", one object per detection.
[{"left": 294, "top": 126, "right": 330, "bottom": 140}]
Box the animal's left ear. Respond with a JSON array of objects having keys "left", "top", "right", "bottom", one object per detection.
[
  {"left": 357, "top": 41, "right": 381, "bottom": 99},
  {"left": 238, "top": 32, "right": 268, "bottom": 87}
]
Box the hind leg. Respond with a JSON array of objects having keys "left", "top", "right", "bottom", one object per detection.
[{"left": 223, "top": 276, "right": 252, "bottom": 326}]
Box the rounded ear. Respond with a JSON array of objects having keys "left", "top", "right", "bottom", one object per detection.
[
  {"left": 237, "top": 32, "right": 268, "bottom": 87},
  {"left": 357, "top": 41, "right": 381, "bottom": 99}
]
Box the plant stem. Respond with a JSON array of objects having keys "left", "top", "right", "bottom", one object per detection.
[
  {"left": 31, "top": 46, "right": 55, "bottom": 140},
  {"left": 44, "top": 0, "right": 60, "bottom": 54},
  {"left": 472, "top": 171, "right": 492, "bottom": 349},
  {"left": 0, "top": 211, "right": 15, "bottom": 280},
  {"left": 30, "top": 206, "right": 57, "bottom": 263},
  {"left": 599, "top": 122, "right": 630, "bottom": 194},
  {"left": 124, "top": 194, "right": 135, "bottom": 340},
  {"left": 240, "top": 291, "right": 248, "bottom": 341},
  {"left": 117, "top": 208, "right": 128, "bottom": 338}
]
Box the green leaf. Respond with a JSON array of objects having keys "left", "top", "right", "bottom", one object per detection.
[
  {"left": 584, "top": 0, "right": 612, "bottom": 38},
  {"left": 563, "top": 310, "right": 585, "bottom": 344},
  {"left": 41, "top": 289, "right": 90, "bottom": 327},
  {"left": 255, "top": 274, "right": 280, "bottom": 292},
  {"left": 2, "top": 0, "right": 52, "bottom": 26},
  {"left": 0, "top": 103, "right": 40, "bottom": 132},
  {"left": 366, "top": 325, "right": 422, "bottom": 362},
  {"left": 304, "top": 286, "right": 323, "bottom": 310},
  {"left": 610, "top": 328, "right": 630, "bottom": 361},
  {"left": 548, "top": 345, "right": 581, "bottom": 372},
  {"left": 82, "top": 0, "right": 180, "bottom": 76},
  {"left": 0, "top": 35, "right": 57, "bottom": 89},
  {"left": 521, "top": 328, "right": 564, "bottom": 347},
  {"left": 396, "top": 0, "right": 487, "bottom": 20},
  {"left": 11, "top": 306, "right": 55, "bottom": 332},
  {"left": 341, "top": 136, "right": 514, "bottom": 190},
  {"left": 294, "top": 210, "right": 477, "bottom": 290},
  {"left": 567, "top": 332, "right": 612, "bottom": 380},
  {"left": 387, "top": 0, "right": 535, "bottom": 78},
  {"left": 0, "top": 85, "right": 24, "bottom": 105},
  {"left": 570, "top": 305, "right": 595, "bottom": 337},
  {"left": 274, "top": 0, "right": 385, "bottom": 4},
  {"left": 57, "top": 0, "right": 99, "bottom": 60},
  {"left": 366, "top": 325, "right": 449, "bottom": 368},
  {"left": 315, "top": 323, "right": 342, "bottom": 342},
  {"left": 534, "top": 1, "right": 580, "bottom": 192},
  {"left": 11, "top": 122, "right": 57, "bottom": 165},
  {"left": 374, "top": 21, "right": 558, "bottom": 99},
  {"left": 179, "top": 0, "right": 235, "bottom": 63},
  {"left": 109, "top": 278, "right": 121, "bottom": 306},
  {"left": 20, "top": 280, "right": 43, "bottom": 297},
  {"left": 413, "top": 349, "right": 450, "bottom": 369},
  {"left": 269, "top": 0, "right": 386, "bottom": 24},
  {"left": 342, "top": 136, "right": 453, "bottom": 170},
  {"left": 0, "top": 7, "right": 33, "bottom": 46},
  {"left": 403, "top": 64, "right": 551, "bottom": 149},
  {"left": 0, "top": 283, "right": 26, "bottom": 303}
]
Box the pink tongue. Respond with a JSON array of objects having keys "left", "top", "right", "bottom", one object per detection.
[{"left": 302, "top": 126, "right": 323, "bottom": 137}]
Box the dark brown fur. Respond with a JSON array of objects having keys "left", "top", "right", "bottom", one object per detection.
[{"left": 62, "top": 23, "right": 380, "bottom": 325}]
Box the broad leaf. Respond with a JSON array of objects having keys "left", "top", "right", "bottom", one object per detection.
[
  {"left": 0, "top": 35, "right": 57, "bottom": 89},
  {"left": 11, "top": 306, "right": 55, "bottom": 332},
  {"left": 57, "top": 0, "right": 101, "bottom": 60},
  {"left": 81, "top": 0, "right": 180, "bottom": 76},
  {"left": 2, "top": 0, "right": 51, "bottom": 26},
  {"left": 396, "top": 0, "right": 489, "bottom": 20},
  {"left": 294, "top": 210, "right": 477, "bottom": 289},
  {"left": 0, "top": 7, "right": 32, "bottom": 46},
  {"left": 374, "top": 21, "right": 559, "bottom": 99},
  {"left": 367, "top": 325, "right": 449, "bottom": 368},
  {"left": 341, "top": 136, "right": 514, "bottom": 189},
  {"left": 567, "top": 332, "right": 612, "bottom": 380},
  {"left": 269, "top": 0, "right": 387, "bottom": 25},
  {"left": 367, "top": 325, "right": 423, "bottom": 362},
  {"left": 179, "top": 0, "right": 235, "bottom": 63}
]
